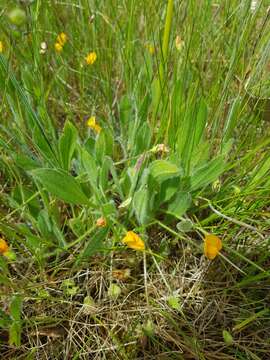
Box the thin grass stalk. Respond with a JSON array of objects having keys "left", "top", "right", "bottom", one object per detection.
[{"left": 152, "top": 0, "right": 174, "bottom": 124}]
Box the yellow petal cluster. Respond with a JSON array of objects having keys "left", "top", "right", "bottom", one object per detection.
[
  {"left": 0, "top": 41, "right": 3, "bottom": 53},
  {"left": 55, "top": 32, "right": 67, "bottom": 53},
  {"left": 55, "top": 42, "right": 63, "bottom": 52},
  {"left": 85, "top": 51, "right": 97, "bottom": 65},
  {"left": 87, "top": 116, "right": 101, "bottom": 134},
  {"left": 57, "top": 32, "right": 67, "bottom": 46},
  {"left": 122, "top": 231, "right": 145, "bottom": 251},
  {"left": 0, "top": 238, "right": 9, "bottom": 255},
  {"left": 204, "top": 234, "right": 222, "bottom": 260}
]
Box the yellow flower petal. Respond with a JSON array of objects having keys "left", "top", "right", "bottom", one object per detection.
[
  {"left": 0, "top": 41, "right": 3, "bottom": 53},
  {"left": 57, "top": 32, "right": 67, "bottom": 46},
  {"left": 94, "top": 124, "right": 101, "bottom": 133},
  {"left": 204, "top": 234, "right": 222, "bottom": 260},
  {"left": 87, "top": 116, "right": 101, "bottom": 133},
  {"left": 122, "top": 231, "right": 145, "bottom": 251},
  {"left": 87, "top": 116, "right": 96, "bottom": 127},
  {"left": 55, "top": 42, "right": 63, "bottom": 52},
  {"left": 0, "top": 238, "right": 9, "bottom": 254},
  {"left": 85, "top": 51, "right": 97, "bottom": 65}
]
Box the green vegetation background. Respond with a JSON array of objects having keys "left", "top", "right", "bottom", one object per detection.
[{"left": 0, "top": 0, "right": 270, "bottom": 359}]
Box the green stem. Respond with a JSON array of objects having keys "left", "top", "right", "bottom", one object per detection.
[
  {"left": 160, "top": 0, "right": 174, "bottom": 82},
  {"left": 152, "top": 0, "right": 174, "bottom": 122}
]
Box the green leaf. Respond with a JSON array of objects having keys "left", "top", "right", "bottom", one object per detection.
[
  {"left": 59, "top": 121, "right": 78, "bottom": 171},
  {"left": 31, "top": 168, "right": 88, "bottom": 205},
  {"left": 249, "top": 155, "right": 270, "bottom": 188},
  {"left": 76, "top": 228, "right": 108, "bottom": 265},
  {"left": 104, "top": 128, "right": 114, "bottom": 157},
  {"left": 168, "top": 295, "right": 181, "bottom": 311},
  {"left": 193, "top": 98, "right": 208, "bottom": 147},
  {"left": 190, "top": 141, "right": 210, "bottom": 169},
  {"left": 102, "top": 201, "right": 118, "bottom": 218},
  {"left": 133, "top": 187, "right": 151, "bottom": 225},
  {"left": 85, "top": 136, "right": 96, "bottom": 154},
  {"left": 13, "top": 154, "right": 40, "bottom": 170},
  {"left": 134, "top": 122, "right": 151, "bottom": 155},
  {"left": 119, "top": 94, "right": 133, "bottom": 129},
  {"left": 25, "top": 234, "right": 44, "bottom": 255},
  {"left": 32, "top": 125, "right": 57, "bottom": 165},
  {"left": 108, "top": 283, "right": 122, "bottom": 299},
  {"left": 150, "top": 160, "right": 181, "bottom": 183},
  {"left": 95, "top": 129, "right": 114, "bottom": 164},
  {"left": 95, "top": 131, "right": 106, "bottom": 163},
  {"left": 158, "top": 177, "right": 181, "bottom": 204},
  {"left": 132, "top": 168, "right": 153, "bottom": 224},
  {"left": 12, "top": 186, "right": 40, "bottom": 217},
  {"left": 108, "top": 157, "right": 124, "bottom": 200},
  {"left": 0, "top": 274, "right": 11, "bottom": 286},
  {"left": 223, "top": 97, "right": 242, "bottom": 143},
  {"left": 190, "top": 156, "right": 225, "bottom": 191},
  {"left": 81, "top": 148, "right": 98, "bottom": 185},
  {"left": 51, "top": 220, "right": 67, "bottom": 248},
  {"left": 222, "top": 330, "right": 233, "bottom": 346},
  {"left": 37, "top": 210, "right": 52, "bottom": 238},
  {"left": 99, "top": 156, "right": 111, "bottom": 191},
  {"left": 176, "top": 219, "right": 193, "bottom": 232},
  {"left": 167, "top": 192, "right": 191, "bottom": 219},
  {"left": 9, "top": 295, "right": 22, "bottom": 347},
  {"left": 0, "top": 55, "right": 57, "bottom": 163}
]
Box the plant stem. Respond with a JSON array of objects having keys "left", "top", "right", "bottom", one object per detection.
[{"left": 152, "top": 0, "right": 174, "bottom": 120}]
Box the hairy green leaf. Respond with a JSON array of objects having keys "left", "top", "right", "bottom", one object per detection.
[
  {"left": 59, "top": 121, "right": 78, "bottom": 171},
  {"left": 167, "top": 191, "right": 191, "bottom": 218},
  {"left": 150, "top": 160, "right": 180, "bottom": 183},
  {"left": 32, "top": 168, "right": 88, "bottom": 205}
]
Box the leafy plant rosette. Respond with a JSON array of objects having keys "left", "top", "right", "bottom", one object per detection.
[
  {"left": 0, "top": 53, "right": 228, "bottom": 264},
  {"left": 132, "top": 154, "right": 226, "bottom": 225}
]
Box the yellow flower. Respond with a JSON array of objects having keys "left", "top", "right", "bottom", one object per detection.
[
  {"left": 57, "top": 32, "right": 67, "bottom": 46},
  {"left": 96, "top": 217, "right": 107, "bottom": 227},
  {"left": 204, "top": 234, "right": 222, "bottom": 260},
  {"left": 55, "top": 42, "right": 63, "bottom": 52},
  {"left": 0, "top": 238, "right": 9, "bottom": 254},
  {"left": 85, "top": 51, "right": 97, "bottom": 65},
  {"left": 0, "top": 41, "right": 3, "bottom": 53},
  {"left": 87, "top": 116, "right": 101, "bottom": 134},
  {"left": 122, "top": 231, "right": 145, "bottom": 251}
]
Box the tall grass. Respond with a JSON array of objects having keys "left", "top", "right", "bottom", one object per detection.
[{"left": 0, "top": 0, "right": 270, "bottom": 358}]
